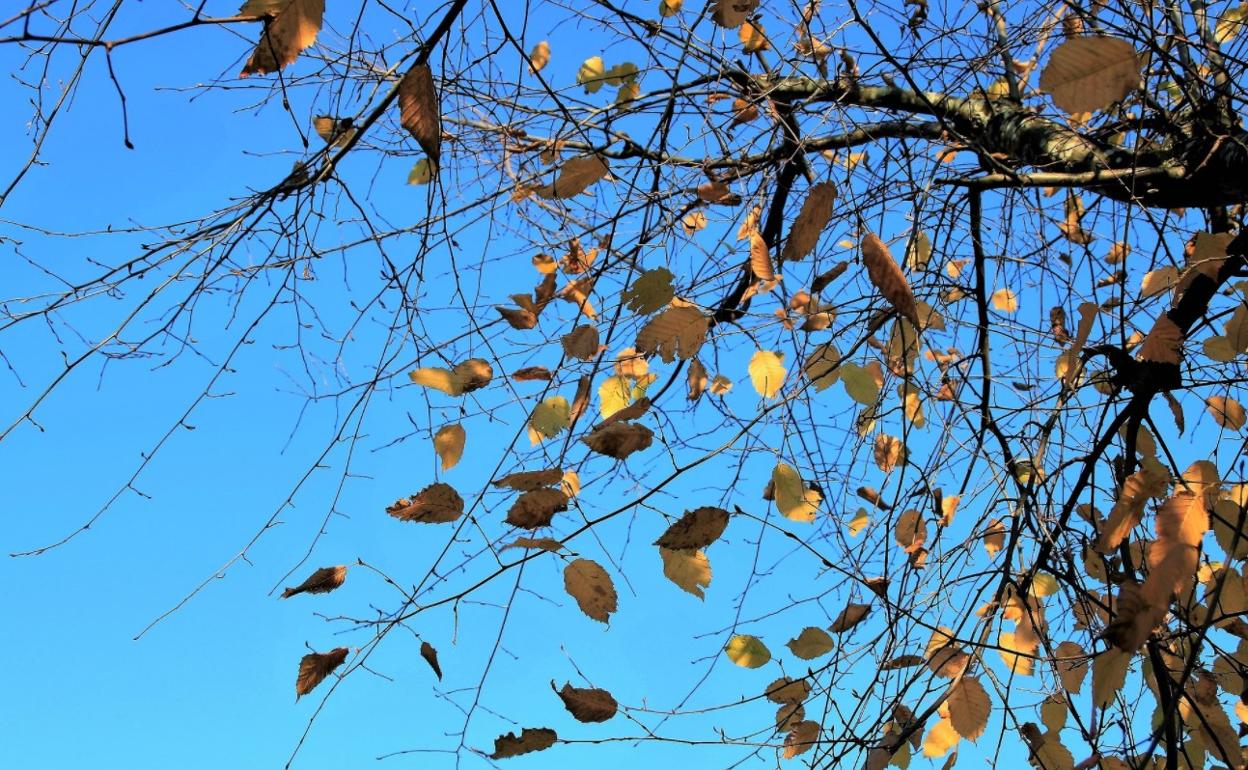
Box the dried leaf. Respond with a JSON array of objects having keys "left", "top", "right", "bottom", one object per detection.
[
  {"left": 1207, "top": 396, "right": 1246, "bottom": 430},
  {"left": 494, "top": 468, "right": 563, "bottom": 491},
  {"left": 504, "top": 536, "right": 564, "bottom": 552},
  {"left": 654, "top": 506, "right": 730, "bottom": 550},
  {"left": 512, "top": 366, "right": 552, "bottom": 382},
  {"left": 948, "top": 677, "right": 990, "bottom": 741},
  {"left": 528, "top": 40, "right": 551, "bottom": 73},
  {"left": 1039, "top": 37, "right": 1141, "bottom": 114},
  {"left": 711, "top": 0, "right": 759, "bottom": 28},
  {"left": 830, "top": 602, "right": 871, "bottom": 632},
  {"left": 386, "top": 483, "right": 464, "bottom": 523},
  {"left": 784, "top": 720, "right": 820, "bottom": 758},
  {"left": 537, "top": 155, "right": 609, "bottom": 199},
  {"left": 398, "top": 64, "right": 441, "bottom": 166},
  {"left": 490, "top": 728, "right": 557, "bottom": 759},
  {"left": 582, "top": 422, "right": 654, "bottom": 459},
  {"left": 282, "top": 565, "right": 347, "bottom": 598},
  {"left": 748, "top": 232, "right": 775, "bottom": 280},
  {"left": 506, "top": 488, "right": 569, "bottom": 529},
  {"left": 1092, "top": 649, "right": 1130, "bottom": 708},
  {"left": 784, "top": 183, "right": 836, "bottom": 262},
  {"left": 240, "top": 0, "right": 324, "bottom": 77},
  {"left": 862, "top": 233, "right": 921, "bottom": 327},
  {"left": 562, "top": 325, "right": 601, "bottom": 361},
  {"left": 554, "top": 682, "right": 618, "bottom": 722},
  {"left": 635, "top": 305, "right": 709, "bottom": 362},
  {"left": 295, "top": 647, "right": 348, "bottom": 699},
  {"left": 420, "top": 641, "right": 442, "bottom": 680},
  {"left": 564, "top": 558, "right": 618, "bottom": 622},
  {"left": 530, "top": 396, "right": 571, "bottom": 440}
]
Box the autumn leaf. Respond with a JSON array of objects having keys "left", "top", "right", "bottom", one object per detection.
[
  {"left": 530, "top": 396, "right": 571, "bottom": 440},
  {"left": 562, "top": 325, "right": 601, "bottom": 361},
  {"left": 710, "top": 0, "right": 759, "bottom": 28},
  {"left": 784, "top": 182, "right": 836, "bottom": 262},
  {"left": 240, "top": 0, "right": 324, "bottom": 77},
  {"left": 748, "top": 350, "right": 786, "bottom": 398},
  {"left": 786, "top": 627, "right": 834, "bottom": 659},
  {"left": 1039, "top": 37, "right": 1141, "bottom": 114},
  {"left": 784, "top": 720, "right": 820, "bottom": 758},
  {"left": 862, "top": 233, "right": 921, "bottom": 327},
  {"left": 420, "top": 641, "right": 442, "bottom": 680},
  {"left": 772, "top": 462, "right": 822, "bottom": 522},
  {"left": 748, "top": 232, "right": 774, "bottom": 281},
  {"left": 829, "top": 602, "right": 870, "bottom": 632},
  {"left": 281, "top": 565, "right": 346, "bottom": 599},
  {"left": 504, "top": 536, "right": 564, "bottom": 552},
  {"left": 622, "top": 268, "right": 675, "bottom": 314},
  {"left": 948, "top": 677, "right": 990, "bottom": 741},
  {"left": 1092, "top": 649, "right": 1130, "bottom": 708},
  {"left": 653, "top": 506, "right": 730, "bottom": 550},
  {"left": 536, "top": 155, "right": 610, "bottom": 199},
  {"left": 554, "top": 682, "right": 618, "bottom": 722},
  {"left": 398, "top": 64, "right": 441, "bottom": 167},
  {"left": 1208, "top": 395, "right": 1247, "bottom": 430},
  {"left": 506, "top": 488, "right": 568, "bottom": 529},
  {"left": 582, "top": 422, "right": 654, "bottom": 459},
  {"left": 494, "top": 468, "right": 563, "bottom": 490},
  {"left": 433, "top": 423, "right": 465, "bottom": 471},
  {"left": 725, "top": 634, "right": 770, "bottom": 667},
  {"left": 659, "top": 547, "right": 712, "bottom": 598},
  {"left": 490, "top": 728, "right": 557, "bottom": 759},
  {"left": 386, "top": 483, "right": 464, "bottom": 523},
  {"left": 635, "top": 304, "right": 709, "bottom": 362},
  {"left": 295, "top": 646, "right": 348, "bottom": 699},
  {"left": 528, "top": 40, "right": 550, "bottom": 73},
  {"left": 564, "top": 558, "right": 617, "bottom": 623}
]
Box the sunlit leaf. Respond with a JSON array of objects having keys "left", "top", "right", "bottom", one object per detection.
[{"left": 725, "top": 634, "right": 771, "bottom": 668}]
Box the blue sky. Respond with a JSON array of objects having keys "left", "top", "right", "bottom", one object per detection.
[{"left": 4, "top": 2, "right": 1240, "bottom": 769}]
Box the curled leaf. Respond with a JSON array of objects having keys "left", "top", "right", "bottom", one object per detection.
[
  {"left": 386, "top": 483, "right": 464, "bottom": 523},
  {"left": 295, "top": 646, "right": 348, "bottom": 699},
  {"left": 554, "top": 681, "right": 618, "bottom": 722},
  {"left": 281, "top": 565, "right": 347, "bottom": 599}
]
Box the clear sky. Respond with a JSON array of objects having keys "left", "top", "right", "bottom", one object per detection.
[{"left": 2, "top": 2, "right": 1226, "bottom": 769}]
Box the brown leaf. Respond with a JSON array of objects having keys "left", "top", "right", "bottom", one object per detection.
[
  {"left": 398, "top": 64, "right": 441, "bottom": 166},
  {"left": 564, "top": 558, "right": 618, "bottom": 623},
  {"left": 240, "top": 0, "right": 324, "bottom": 77},
  {"left": 295, "top": 646, "right": 348, "bottom": 699},
  {"left": 453, "top": 358, "right": 493, "bottom": 392},
  {"left": 599, "top": 396, "right": 651, "bottom": 427},
  {"left": 862, "top": 233, "right": 921, "bottom": 327},
  {"left": 829, "top": 602, "right": 870, "bottom": 632},
  {"left": 282, "top": 565, "right": 347, "bottom": 599},
  {"left": 554, "top": 681, "right": 618, "bottom": 722},
  {"left": 490, "top": 727, "right": 557, "bottom": 759},
  {"left": 764, "top": 676, "right": 811, "bottom": 704},
  {"left": 494, "top": 469, "right": 564, "bottom": 491},
  {"left": 784, "top": 182, "right": 836, "bottom": 262},
  {"left": 784, "top": 720, "right": 820, "bottom": 758},
  {"left": 582, "top": 422, "right": 654, "bottom": 459},
  {"left": 386, "top": 482, "right": 464, "bottom": 523},
  {"left": 811, "top": 261, "right": 848, "bottom": 294},
  {"left": 506, "top": 488, "right": 569, "bottom": 529},
  {"left": 948, "top": 676, "right": 990, "bottom": 741},
  {"left": 635, "top": 304, "right": 709, "bottom": 362},
  {"left": 496, "top": 306, "right": 537, "bottom": 329},
  {"left": 749, "top": 232, "right": 775, "bottom": 281},
  {"left": 512, "top": 366, "right": 553, "bottom": 381},
  {"left": 420, "top": 641, "right": 442, "bottom": 680},
  {"left": 504, "top": 536, "right": 564, "bottom": 552},
  {"left": 562, "top": 325, "right": 601, "bottom": 361},
  {"left": 710, "top": 0, "right": 759, "bottom": 28},
  {"left": 653, "top": 506, "right": 730, "bottom": 550},
  {"left": 1038, "top": 37, "right": 1141, "bottom": 114}
]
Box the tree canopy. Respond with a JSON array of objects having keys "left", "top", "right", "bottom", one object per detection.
[{"left": 6, "top": 0, "right": 1248, "bottom": 768}]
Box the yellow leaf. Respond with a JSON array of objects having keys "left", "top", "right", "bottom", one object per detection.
[
  {"left": 725, "top": 634, "right": 771, "bottom": 668},
  {"left": 659, "top": 547, "right": 712, "bottom": 599},
  {"left": 530, "top": 396, "right": 571, "bottom": 441},
  {"left": 1092, "top": 649, "right": 1130, "bottom": 708},
  {"left": 406, "top": 157, "right": 434, "bottom": 185},
  {"left": 948, "top": 677, "right": 990, "bottom": 741},
  {"left": 433, "top": 423, "right": 466, "bottom": 471},
  {"left": 659, "top": 0, "right": 683, "bottom": 17},
  {"left": 922, "top": 717, "right": 960, "bottom": 758},
  {"left": 1038, "top": 37, "right": 1141, "bottom": 114},
  {"left": 839, "top": 363, "right": 880, "bottom": 405},
  {"left": 773, "top": 463, "right": 821, "bottom": 523},
  {"left": 1207, "top": 396, "right": 1247, "bottom": 430},
  {"left": 576, "top": 56, "right": 606, "bottom": 93},
  {"left": 991, "top": 288, "right": 1019, "bottom": 313},
  {"left": 846, "top": 508, "right": 869, "bottom": 536},
  {"left": 409, "top": 366, "right": 462, "bottom": 396},
  {"left": 748, "top": 232, "right": 774, "bottom": 281},
  {"left": 749, "top": 350, "right": 786, "bottom": 398}
]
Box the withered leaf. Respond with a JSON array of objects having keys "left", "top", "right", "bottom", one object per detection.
[
  {"left": 494, "top": 468, "right": 564, "bottom": 491},
  {"left": 420, "top": 640, "right": 442, "bottom": 680},
  {"left": 506, "top": 488, "right": 569, "bottom": 529},
  {"left": 504, "top": 536, "right": 564, "bottom": 552},
  {"left": 282, "top": 565, "right": 347, "bottom": 599},
  {"left": 562, "top": 324, "right": 601, "bottom": 361},
  {"left": 653, "top": 506, "right": 730, "bottom": 550},
  {"left": 829, "top": 602, "right": 870, "bottom": 632},
  {"left": 398, "top": 64, "right": 441, "bottom": 166},
  {"left": 862, "top": 233, "right": 921, "bottom": 327},
  {"left": 490, "top": 727, "right": 557, "bottom": 759},
  {"left": 295, "top": 646, "right": 348, "bottom": 699},
  {"left": 564, "top": 558, "right": 618, "bottom": 623},
  {"left": 386, "top": 482, "right": 464, "bottom": 523},
  {"left": 784, "top": 720, "right": 820, "bottom": 758},
  {"left": 635, "top": 304, "right": 709, "bottom": 362},
  {"left": 784, "top": 182, "right": 836, "bottom": 262},
  {"left": 512, "top": 366, "right": 553, "bottom": 381},
  {"left": 582, "top": 422, "right": 654, "bottom": 459},
  {"left": 811, "top": 261, "right": 848, "bottom": 294},
  {"left": 496, "top": 305, "right": 537, "bottom": 329},
  {"left": 764, "top": 676, "right": 811, "bottom": 704},
  {"left": 554, "top": 681, "right": 618, "bottom": 722},
  {"left": 537, "top": 155, "right": 609, "bottom": 199},
  {"left": 240, "top": 0, "right": 324, "bottom": 77}
]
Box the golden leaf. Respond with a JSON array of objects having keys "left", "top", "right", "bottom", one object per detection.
[
  {"left": 687, "top": 358, "right": 708, "bottom": 401},
  {"left": 1091, "top": 649, "right": 1130, "bottom": 708},
  {"left": 948, "top": 677, "right": 990, "bottom": 741},
  {"left": 1137, "top": 314, "right": 1183, "bottom": 364},
  {"left": 786, "top": 627, "right": 834, "bottom": 659},
  {"left": 983, "top": 518, "right": 1006, "bottom": 555},
  {"left": 725, "top": 633, "right": 770, "bottom": 667},
  {"left": 922, "top": 717, "right": 959, "bottom": 758},
  {"left": 1207, "top": 396, "right": 1247, "bottom": 430},
  {"left": 529, "top": 396, "right": 571, "bottom": 440},
  {"left": 564, "top": 558, "right": 617, "bottom": 623},
  {"left": 738, "top": 20, "right": 768, "bottom": 52},
  {"left": 749, "top": 350, "right": 786, "bottom": 398},
  {"left": 772, "top": 462, "right": 821, "bottom": 522},
  {"left": 784, "top": 720, "right": 820, "bottom": 758},
  {"left": 528, "top": 40, "right": 551, "bottom": 73},
  {"left": 748, "top": 232, "right": 775, "bottom": 281},
  {"left": 659, "top": 547, "right": 712, "bottom": 598},
  {"left": 240, "top": 0, "right": 324, "bottom": 77},
  {"left": 991, "top": 288, "right": 1019, "bottom": 313},
  {"left": 433, "top": 423, "right": 466, "bottom": 471}
]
